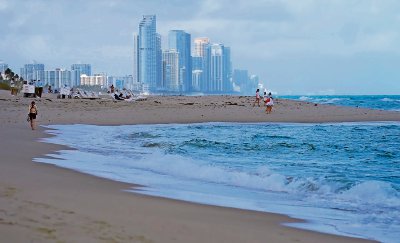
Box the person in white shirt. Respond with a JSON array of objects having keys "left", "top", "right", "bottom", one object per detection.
[{"left": 265, "top": 96, "right": 274, "bottom": 114}]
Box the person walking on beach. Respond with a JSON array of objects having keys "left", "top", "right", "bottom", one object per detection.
[
  {"left": 265, "top": 95, "right": 274, "bottom": 114},
  {"left": 28, "top": 101, "right": 38, "bottom": 130},
  {"left": 263, "top": 91, "right": 268, "bottom": 106},
  {"left": 253, "top": 89, "right": 260, "bottom": 107}
]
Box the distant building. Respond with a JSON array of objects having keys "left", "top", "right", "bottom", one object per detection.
[
  {"left": 162, "top": 49, "right": 180, "bottom": 92},
  {"left": 250, "top": 75, "right": 260, "bottom": 93},
  {"left": 20, "top": 63, "right": 45, "bottom": 82},
  {"left": 168, "top": 30, "right": 192, "bottom": 92},
  {"left": 210, "top": 44, "right": 232, "bottom": 93},
  {"left": 44, "top": 69, "right": 71, "bottom": 90},
  {"left": 193, "top": 37, "right": 210, "bottom": 57},
  {"left": 71, "top": 64, "right": 91, "bottom": 87},
  {"left": 80, "top": 74, "right": 107, "bottom": 86},
  {"left": 71, "top": 64, "right": 91, "bottom": 76},
  {"left": 132, "top": 33, "right": 139, "bottom": 83},
  {"left": 233, "top": 69, "right": 249, "bottom": 93},
  {"left": 134, "top": 15, "right": 162, "bottom": 91},
  {"left": 191, "top": 70, "right": 203, "bottom": 92},
  {"left": 192, "top": 37, "right": 211, "bottom": 92},
  {"left": 223, "top": 46, "right": 232, "bottom": 92},
  {"left": 108, "top": 75, "right": 135, "bottom": 90},
  {"left": 191, "top": 56, "right": 204, "bottom": 92}
]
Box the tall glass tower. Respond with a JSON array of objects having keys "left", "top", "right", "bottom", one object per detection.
[
  {"left": 137, "top": 15, "right": 161, "bottom": 91},
  {"left": 71, "top": 64, "right": 91, "bottom": 87},
  {"left": 193, "top": 37, "right": 210, "bottom": 92},
  {"left": 210, "top": 44, "right": 232, "bottom": 93},
  {"left": 162, "top": 50, "right": 179, "bottom": 91},
  {"left": 71, "top": 64, "right": 91, "bottom": 76},
  {"left": 20, "top": 63, "right": 45, "bottom": 82},
  {"left": 168, "top": 30, "right": 192, "bottom": 92}
]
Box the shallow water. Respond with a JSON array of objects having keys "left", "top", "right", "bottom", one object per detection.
[
  {"left": 282, "top": 95, "right": 400, "bottom": 111},
  {"left": 37, "top": 122, "right": 400, "bottom": 242}
]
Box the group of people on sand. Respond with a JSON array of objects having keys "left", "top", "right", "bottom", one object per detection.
[
  {"left": 253, "top": 89, "right": 274, "bottom": 114},
  {"left": 109, "top": 84, "right": 132, "bottom": 100}
]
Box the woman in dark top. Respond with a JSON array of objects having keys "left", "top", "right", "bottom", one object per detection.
[{"left": 28, "top": 101, "right": 38, "bottom": 130}]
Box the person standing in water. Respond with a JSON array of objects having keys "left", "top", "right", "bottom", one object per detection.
[
  {"left": 28, "top": 101, "right": 38, "bottom": 130},
  {"left": 253, "top": 89, "right": 260, "bottom": 107}
]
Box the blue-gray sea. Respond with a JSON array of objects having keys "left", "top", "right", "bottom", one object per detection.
[
  {"left": 36, "top": 96, "right": 400, "bottom": 243},
  {"left": 282, "top": 95, "right": 400, "bottom": 111}
]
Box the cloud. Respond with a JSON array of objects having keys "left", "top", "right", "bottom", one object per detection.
[
  {"left": 1, "top": 0, "right": 400, "bottom": 94},
  {"left": 0, "top": 0, "right": 9, "bottom": 11}
]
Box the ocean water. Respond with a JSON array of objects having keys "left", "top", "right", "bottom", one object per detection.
[
  {"left": 282, "top": 95, "right": 400, "bottom": 111},
  {"left": 36, "top": 122, "right": 400, "bottom": 242}
]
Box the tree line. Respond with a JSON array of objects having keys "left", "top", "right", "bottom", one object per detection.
[{"left": 0, "top": 68, "right": 24, "bottom": 91}]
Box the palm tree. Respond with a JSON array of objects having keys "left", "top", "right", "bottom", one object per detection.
[{"left": 4, "top": 68, "right": 11, "bottom": 80}]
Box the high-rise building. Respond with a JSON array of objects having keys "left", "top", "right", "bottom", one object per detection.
[
  {"left": 210, "top": 44, "right": 232, "bottom": 93},
  {"left": 162, "top": 50, "right": 179, "bottom": 92},
  {"left": 133, "top": 33, "right": 139, "bottom": 83},
  {"left": 71, "top": 64, "right": 91, "bottom": 87},
  {"left": 71, "top": 64, "right": 91, "bottom": 76},
  {"left": 135, "top": 15, "right": 162, "bottom": 91},
  {"left": 108, "top": 75, "right": 134, "bottom": 90},
  {"left": 44, "top": 69, "right": 71, "bottom": 89},
  {"left": 210, "top": 44, "right": 224, "bottom": 92},
  {"left": 191, "top": 70, "right": 203, "bottom": 92},
  {"left": 223, "top": 47, "right": 232, "bottom": 92},
  {"left": 250, "top": 75, "right": 260, "bottom": 90},
  {"left": 168, "top": 30, "right": 192, "bottom": 92},
  {"left": 233, "top": 69, "right": 249, "bottom": 93},
  {"left": 193, "top": 37, "right": 211, "bottom": 92},
  {"left": 20, "top": 63, "right": 45, "bottom": 82},
  {"left": 80, "top": 74, "right": 107, "bottom": 86},
  {"left": 194, "top": 37, "right": 210, "bottom": 57}
]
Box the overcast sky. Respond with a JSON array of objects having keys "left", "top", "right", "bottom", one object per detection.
[{"left": 1, "top": 0, "right": 399, "bottom": 94}]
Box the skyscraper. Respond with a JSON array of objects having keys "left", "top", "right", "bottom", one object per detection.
[
  {"left": 162, "top": 50, "right": 179, "bottom": 91},
  {"left": 133, "top": 33, "right": 139, "bottom": 83},
  {"left": 168, "top": 30, "right": 192, "bottom": 92},
  {"left": 136, "top": 15, "right": 162, "bottom": 91},
  {"left": 210, "top": 44, "right": 232, "bottom": 93},
  {"left": 210, "top": 44, "right": 224, "bottom": 92},
  {"left": 20, "top": 63, "right": 45, "bottom": 82},
  {"left": 71, "top": 64, "right": 91, "bottom": 76},
  {"left": 193, "top": 37, "right": 210, "bottom": 57},
  {"left": 193, "top": 37, "right": 211, "bottom": 92},
  {"left": 223, "top": 47, "right": 232, "bottom": 92},
  {"left": 71, "top": 64, "right": 91, "bottom": 87},
  {"left": 233, "top": 69, "right": 249, "bottom": 93},
  {"left": 44, "top": 68, "right": 71, "bottom": 89}
]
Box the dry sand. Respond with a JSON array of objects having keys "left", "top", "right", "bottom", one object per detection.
[{"left": 1, "top": 90, "right": 396, "bottom": 242}]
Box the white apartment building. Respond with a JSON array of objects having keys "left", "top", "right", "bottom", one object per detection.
[{"left": 80, "top": 74, "right": 107, "bottom": 87}]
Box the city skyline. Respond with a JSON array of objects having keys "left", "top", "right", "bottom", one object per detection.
[{"left": 1, "top": 0, "right": 399, "bottom": 94}]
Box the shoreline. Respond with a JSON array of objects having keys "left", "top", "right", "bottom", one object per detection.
[
  {"left": 1, "top": 91, "right": 394, "bottom": 242},
  {"left": 1, "top": 123, "right": 376, "bottom": 243},
  {"left": 39, "top": 121, "right": 400, "bottom": 242}
]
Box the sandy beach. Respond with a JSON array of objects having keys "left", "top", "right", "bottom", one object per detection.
[{"left": 2, "top": 90, "right": 397, "bottom": 242}]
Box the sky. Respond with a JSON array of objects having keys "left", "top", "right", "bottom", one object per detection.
[{"left": 0, "top": 0, "right": 399, "bottom": 95}]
